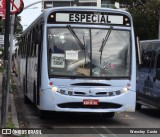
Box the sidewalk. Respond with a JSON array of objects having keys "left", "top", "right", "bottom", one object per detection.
[{"left": 0, "top": 72, "right": 19, "bottom": 129}]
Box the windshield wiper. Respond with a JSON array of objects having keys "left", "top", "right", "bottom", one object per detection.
[
  {"left": 83, "top": 35, "right": 87, "bottom": 64},
  {"left": 99, "top": 26, "right": 113, "bottom": 64},
  {"left": 67, "top": 25, "right": 87, "bottom": 65},
  {"left": 67, "top": 25, "right": 85, "bottom": 50}
]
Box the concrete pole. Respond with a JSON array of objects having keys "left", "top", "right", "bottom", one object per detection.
[
  {"left": 159, "top": 18, "right": 160, "bottom": 39},
  {"left": 97, "top": 0, "right": 101, "bottom": 8},
  {"left": 1, "top": 14, "right": 15, "bottom": 128},
  {"left": 42, "top": 0, "right": 44, "bottom": 12},
  {"left": 8, "top": 14, "right": 16, "bottom": 99},
  {"left": 1, "top": 0, "right": 10, "bottom": 128},
  {"left": 74, "top": 0, "right": 79, "bottom": 6}
]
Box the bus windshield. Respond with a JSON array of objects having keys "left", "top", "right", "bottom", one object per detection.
[{"left": 48, "top": 27, "right": 131, "bottom": 78}]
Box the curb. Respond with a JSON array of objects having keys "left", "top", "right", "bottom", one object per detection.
[{"left": 9, "top": 93, "right": 19, "bottom": 129}]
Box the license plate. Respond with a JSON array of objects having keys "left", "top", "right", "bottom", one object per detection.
[{"left": 83, "top": 99, "right": 99, "bottom": 105}]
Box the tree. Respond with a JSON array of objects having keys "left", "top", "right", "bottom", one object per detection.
[
  {"left": 110, "top": 0, "right": 160, "bottom": 40},
  {"left": 0, "top": 15, "right": 23, "bottom": 40},
  {"left": 14, "top": 15, "right": 23, "bottom": 40},
  {"left": 0, "top": 48, "right": 4, "bottom": 58},
  {"left": 128, "top": 0, "right": 160, "bottom": 40},
  {"left": 109, "top": 0, "right": 146, "bottom": 6},
  {"left": 0, "top": 16, "right": 5, "bottom": 33}
]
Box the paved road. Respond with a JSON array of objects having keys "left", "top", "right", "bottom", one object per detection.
[{"left": 12, "top": 75, "right": 160, "bottom": 137}]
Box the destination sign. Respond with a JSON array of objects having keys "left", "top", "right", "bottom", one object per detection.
[
  {"left": 47, "top": 11, "right": 131, "bottom": 26},
  {"left": 56, "top": 13, "right": 123, "bottom": 24}
]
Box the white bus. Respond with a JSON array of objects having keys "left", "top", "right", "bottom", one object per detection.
[{"left": 18, "top": 7, "right": 136, "bottom": 118}]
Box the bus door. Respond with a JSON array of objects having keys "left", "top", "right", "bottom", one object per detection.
[
  {"left": 153, "top": 50, "right": 160, "bottom": 105},
  {"left": 36, "top": 26, "right": 43, "bottom": 105},
  {"left": 141, "top": 50, "right": 155, "bottom": 98}
]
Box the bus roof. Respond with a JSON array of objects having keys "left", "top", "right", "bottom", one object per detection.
[
  {"left": 140, "top": 39, "right": 160, "bottom": 43},
  {"left": 44, "top": 6, "right": 132, "bottom": 18},
  {"left": 23, "top": 7, "right": 132, "bottom": 35},
  {"left": 140, "top": 39, "right": 160, "bottom": 50}
]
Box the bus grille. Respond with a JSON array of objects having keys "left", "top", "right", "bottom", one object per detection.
[{"left": 57, "top": 102, "right": 122, "bottom": 109}]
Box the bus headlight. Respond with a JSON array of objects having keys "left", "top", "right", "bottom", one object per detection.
[
  {"left": 49, "top": 82, "right": 59, "bottom": 92},
  {"left": 52, "top": 86, "right": 58, "bottom": 92},
  {"left": 106, "top": 87, "right": 128, "bottom": 97},
  {"left": 68, "top": 91, "right": 73, "bottom": 96},
  {"left": 109, "top": 92, "right": 113, "bottom": 96},
  {"left": 60, "top": 89, "right": 65, "bottom": 94},
  {"left": 115, "top": 90, "right": 121, "bottom": 95},
  {"left": 120, "top": 87, "right": 128, "bottom": 93},
  {"left": 107, "top": 90, "right": 121, "bottom": 96}
]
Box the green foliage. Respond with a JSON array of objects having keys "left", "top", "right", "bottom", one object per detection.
[
  {"left": 0, "top": 66, "right": 4, "bottom": 72},
  {"left": 0, "top": 17, "right": 4, "bottom": 33},
  {"left": 128, "top": 0, "right": 160, "bottom": 40},
  {"left": 0, "top": 48, "right": 4, "bottom": 58},
  {"left": 14, "top": 16, "right": 23, "bottom": 40},
  {"left": 5, "top": 118, "right": 15, "bottom": 128},
  {"left": 10, "top": 75, "right": 17, "bottom": 93},
  {"left": 0, "top": 17, "right": 2, "bottom": 25},
  {"left": 109, "top": 0, "right": 140, "bottom": 5},
  {"left": 0, "top": 15, "right": 23, "bottom": 38},
  {"left": 110, "top": 0, "right": 160, "bottom": 40}
]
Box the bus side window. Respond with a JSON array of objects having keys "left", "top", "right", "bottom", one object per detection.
[
  {"left": 141, "top": 51, "right": 151, "bottom": 72},
  {"left": 156, "top": 54, "right": 160, "bottom": 69},
  {"left": 150, "top": 50, "right": 155, "bottom": 70},
  {"left": 36, "top": 44, "right": 39, "bottom": 57},
  {"left": 156, "top": 54, "right": 160, "bottom": 80}
]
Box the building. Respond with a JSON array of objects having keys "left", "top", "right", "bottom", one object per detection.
[{"left": 42, "top": 0, "right": 102, "bottom": 10}]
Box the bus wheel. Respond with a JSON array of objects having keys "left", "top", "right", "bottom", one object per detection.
[
  {"left": 38, "top": 110, "right": 48, "bottom": 119},
  {"left": 136, "top": 103, "right": 142, "bottom": 110},
  {"left": 24, "top": 95, "right": 31, "bottom": 104},
  {"left": 102, "top": 112, "right": 115, "bottom": 118},
  {"left": 33, "top": 84, "right": 36, "bottom": 105}
]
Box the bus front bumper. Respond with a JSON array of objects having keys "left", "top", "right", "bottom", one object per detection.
[{"left": 39, "top": 89, "right": 136, "bottom": 113}]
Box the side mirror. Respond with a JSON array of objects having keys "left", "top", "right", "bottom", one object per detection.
[
  {"left": 136, "top": 36, "right": 142, "bottom": 65},
  {"left": 156, "top": 69, "right": 160, "bottom": 80}
]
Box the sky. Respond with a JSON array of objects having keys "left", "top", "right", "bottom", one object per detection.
[
  {"left": 12, "top": 0, "right": 41, "bottom": 51},
  {"left": 19, "top": 0, "right": 42, "bottom": 30}
]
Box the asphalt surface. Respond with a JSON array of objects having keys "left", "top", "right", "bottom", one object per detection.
[
  {"left": 11, "top": 74, "right": 160, "bottom": 137},
  {"left": 0, "top": 73, "right": 159, "bottom": 137}
]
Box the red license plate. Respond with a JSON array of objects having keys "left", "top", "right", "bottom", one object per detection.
[{"left": 83, "top": 99, "right": 99, "bottom": 105}]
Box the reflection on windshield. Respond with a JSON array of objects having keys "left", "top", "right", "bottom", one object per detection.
[
  {"left": 48, "top": 27, "right": 131, "bottom": 78},
  {"left": 67, "top": 25, "right": 85, "bottom": 50},
  {"left": 92, "top": 29, "right": 130, "bottom": 77},
  {"left": 48, "top": 28, "right": 91, "bottom": 76},
  {"left": 99, "top": 26, "right": 113, "bottom": 64}
]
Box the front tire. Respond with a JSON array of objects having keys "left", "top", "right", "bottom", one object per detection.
[
  {"left": 136, "top": 103, "right": 142, "bottom": 110},
  {"left": 24, "top": 95, "right": 31, "bottom": 104},
  {"left": 38, "top": 110, "right": 48, "bottom": 119},
  {"left": 23, "top": 78, "right": 31, "bottom": 104},
  {"left": 33, "top": 84, "right": 36, "bottom": 105}
]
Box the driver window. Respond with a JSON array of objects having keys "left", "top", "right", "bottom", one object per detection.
[{"left": 156, "top": 53, "right": 160, "bottom": 69}]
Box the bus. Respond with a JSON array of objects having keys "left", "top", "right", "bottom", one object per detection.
[
  {"left": 17, "top": 7, "right": 136, "bottom": 118},
  {"left": 136, "top": 40, "right": 160, "bottom": 110}
]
